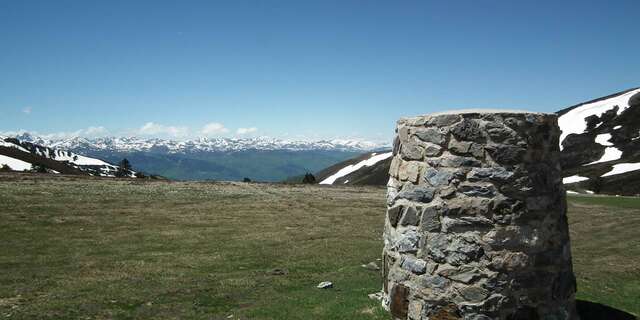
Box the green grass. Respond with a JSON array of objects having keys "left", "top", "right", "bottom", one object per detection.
[
  {"left": 567, "top": 195, "right": 640, "bottom": 315},
  {"left": 568, "top": 194, "right": 640, "bottom": 209},
  {"left": 0, "top": 174, "right": 638, "bottom": 319}
]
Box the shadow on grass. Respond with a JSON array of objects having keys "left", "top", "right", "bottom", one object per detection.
[{"left": 577, "top": 300, "right": 637, "bottom": 320}]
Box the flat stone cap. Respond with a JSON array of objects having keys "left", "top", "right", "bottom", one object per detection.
[
  {"left": 398, "top": 108, "right": 557, "bottom": 127},
  {"left": 427, "top": 109, "right": 554, "bottom": 116}
]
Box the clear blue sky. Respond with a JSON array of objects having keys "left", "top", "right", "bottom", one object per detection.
[{"left": 1, "top": 0, "right": 638, "bottom": 141}]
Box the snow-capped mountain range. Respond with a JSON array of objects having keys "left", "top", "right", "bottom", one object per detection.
[
  {"left": 317, "top": 87, "right": 640, "bottom": 196},
  {"left": 1, "top": 134, "right": 385, "bottom": 181},
  {"left": 13, "top": 134, "right": 388, "bottom": 154}
]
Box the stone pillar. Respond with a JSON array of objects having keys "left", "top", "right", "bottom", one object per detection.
[{"left": 382, "top": 111, "right": 578, "bottom": 320}]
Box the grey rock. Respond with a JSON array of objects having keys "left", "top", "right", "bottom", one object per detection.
[
  {"left": 439, "top": 155, "right": 482, "bottom": 167},
  {"left": 407, "top": 300, "right": 424, "bottom": 320},
  {"left": 400, "top": 206, "right": 421, "bottom": 226},
  {"left": 458, "top": 183, "right": 496, "bottom": 198},
  {"left": 362, "top": 262, "right": 380, "bottom": 271},
  {"left": 427, "top": 233, "right": 448, "bottom": 262},
  {"left": 468, "top": 143, "right": 486, "bottom": 158},
  {"left": 467, "top": 167, "right": 514, "bottom": 182},
  {"left": 389, "top": 157, "right": 401, "bottom": 177},
  {"left": 425, "top": 262, "right": 438, "bottom": 275},
  {"left": 414, "top": 127, "right": 447, "bottom": 146},
  {"left": 446, "top": 197, "right": 492, "bottom": 216},
  {"left": 397, "top": 184, "right": 435, "bottom": 203},
  {"left": 427, "top": 114, "right": 462, "bottom": 127},
  {"left": 438, "top": 265, "right": 481, "bottom": 284},
  {"left": 396, "top": 230, "right": 420, "bottom": 253},
  {"left": 420, "top": 275, "right": 449, "bottom": 289},
  {"left": 483, "top": 226, "right": 537, "bottom": 250},
  {"left": 392, "top": 136, "right": 400, "bottom": 156},
  {"left": 387, "top": 205, "right": 403, "bottom": 227},
  {"left": 388, "top": 266, "right": 410, "bottom": 283},
  {"left": 451, "top": 119, "right": 484, "bottom": 141},
  {"left": 420, "top": 202, "right": 443, "bottom": 232},
  {"left": 486, "top": 122, "right": 518, "bottom": 143},
  {"left": 401, "top": 256, "right": 427, "bottom": 274},
  {"left": 489, "top": 251, "right": 529, "bottom": 271},
  {"left": 401, "top": 141, "right": 424, "bottom": 160},
  {"left": 485, "top": 144, "right": 525, "bottom": 165},
  {"left": 399, "top": 161, "right": 422, "bottom": 182},
  {"left": 398, "top": 126, "right": 410, "bottom": 142},
  {"left": 459, "top": 285, "right": 489, "bottom": 302},
  {"left": 368, "top": 291, "right": 384, "bottom": 301},
  {"left": 441, "top": 216, "right": 493, "bottom": 233},
  {"left": 446, "top": 234, "right": 483, "bottom": 265},
  {"left": 423, "top": 167, "right": 453, "bottom": 187},
  {"left": 464, "top": 314, "right": 492, "bottom": 320},
  {"left": 449, "top": 138, "right": 472, "bottom": 154},
  {"left": 423, "top": 142, "right": 443, "bottom": 157},
  {"left": 438, "top": 185, "right": 457, "bottom": 198}
]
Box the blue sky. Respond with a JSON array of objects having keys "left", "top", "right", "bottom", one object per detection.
[{"left": 1, "top": 0, "right": 638, "bottom": 141}]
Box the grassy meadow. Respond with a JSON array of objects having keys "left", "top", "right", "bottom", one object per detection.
[{"left": 0, "top": 173, "right": 638, "bottom": 319}]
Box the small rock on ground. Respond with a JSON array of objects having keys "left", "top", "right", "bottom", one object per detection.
[
  {"left": 362, "top": 262, "right": 380, "bottom": 271},
  {"left": 368, "top": 291, "right": 384, "bottom": 301}
]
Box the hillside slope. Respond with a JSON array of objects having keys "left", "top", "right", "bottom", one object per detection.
[
  {"left": 0, "top": 136, "right": 127, "bottom": 177},
  {"left": 318, "top": 88, "right": 640, "bottom": 195}
]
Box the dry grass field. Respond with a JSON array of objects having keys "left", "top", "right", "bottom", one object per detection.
[{"left": 0, "top": 173, "right": 638, "bottom": 319}]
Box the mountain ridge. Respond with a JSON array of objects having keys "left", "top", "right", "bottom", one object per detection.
[{"left": 12, "top": 133, "right": 389, "bottom": 154}]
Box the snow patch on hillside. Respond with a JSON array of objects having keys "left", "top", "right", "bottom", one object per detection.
[
  {"left": 594, "top": 133, "right": 613, "bottom": 146},
  {"left": 0, "top": 155, "right": 32, "bottom": 171},
  {"left": 602, "top": 163, "right": 640, "bottom": 177},
  {"left": 319, "top": 152, "right": 392, "bottom": 185},
  {"left": 558, "top": 88, "right": 640, "bottom": 150},
  {"left": 563, "top": 175, "right": 589, "bottom": 184},
  {"left": 586, "top": 147, "right": 623, "bottom": 165},
  {"left": 50, "top": 149, "right": 113, "bottom": 166}
]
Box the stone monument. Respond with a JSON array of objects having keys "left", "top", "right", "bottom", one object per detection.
[{"left": 382, "top": 110, "right": 579, "bottom": 319}]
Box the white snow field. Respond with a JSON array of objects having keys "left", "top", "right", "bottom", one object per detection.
[
  {"left": 586, "top": 147, "right": 623, "bottom": 165},
  {"left": 602, "top": 163, "right": 640, "bottom": 177},
  {"left": 582, "top": 133, "right": 623, "bottom": 165},
  {"left": 50, "top": 150, "right": 113, "bottom": 167},
  {"left": 594, "top": 133, "right": 613, "bottom": 146},
  {"left": 319, "top": 152, "right": 393, "bottom": 185},
  {"left": 558, "top": 88, "right": 640, "bottom": 150},
  {"left": 563, "top": 175, "right": 590, "bottom": 184},
  {"left": 0, "top": 155, "right": 32, "bottom": 171}
]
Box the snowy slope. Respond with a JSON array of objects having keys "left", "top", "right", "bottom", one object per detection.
[
  {"left": 0, "top": 154, "right": 32, "bottom": 171},
  {"left": 319, "top": 152, "right": 392, "bottom": 184},
  {"left": 558, "top": 87, "right": 640, "bottom": 194},
  {"left": 558, "top": 88, "right": 640, "bottom": 150},
  {"left": 0, "top": 137, "right": 130, "bottom": 177}
]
